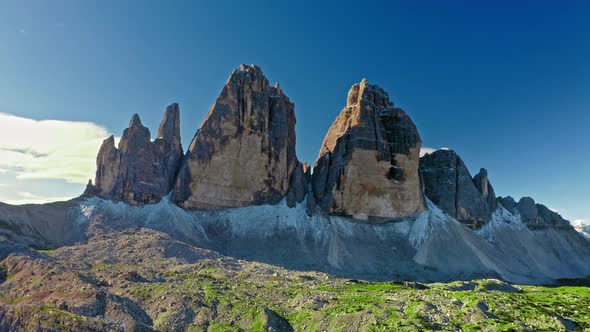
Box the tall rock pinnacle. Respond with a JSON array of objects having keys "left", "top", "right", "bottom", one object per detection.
[
  {"left": 88, "top": 104, "right": 184, "bottom": 204},
  {"left": 173, "top": 64, "right": 304, "bottom": 209},
  {"left": 311, "top": 79, "right": 425, "bottom": 221},
  {"left": 419, "top": 149, "right": 490, "bottom": 228}
]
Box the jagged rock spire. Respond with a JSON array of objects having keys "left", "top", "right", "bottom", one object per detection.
[
  {"left": 419, "top": 149, "right": 489, "bottom": 228},
  {"left": 89, "top": 105, "right": 184, "bottom": 204},
  {"left": 311, "top": 79, "right": 425, "bottom": 221},
  {"left": 157, "top": 103, "right": 181, "bottom": 142},
  {"left": 173, "top": 64, "right": 304, "bottom": 209}
]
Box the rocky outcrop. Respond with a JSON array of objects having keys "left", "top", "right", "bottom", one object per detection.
[
  {"left": 499, "top": 196, "right": 517, "bottom": 214},
  {"left": 503, "top": 196, "right": 572, "bottom": 230},
  {"left": 87, "top": 104, "right": 183, "bottom": 204},
  {"left": 473, "top": 168, "right": 498, "bottom": 218},
  {"left": 419, "top": 149, "right": 491, "bottom": 228},
  {"left": 173, "top": 65, "right": 303, "bottom": 209},
  {"left": 311, "top": 79, "right": 425, "bottom": 221}
]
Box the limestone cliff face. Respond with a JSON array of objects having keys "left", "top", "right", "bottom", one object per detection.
[
  {"left": 311, "top": 79, "right": 425, "bottom": 221},
  {"left": 173, "top": 65, "right": 303, "bottom": 209},
  {"left": 500, "top": 196, "right": 572, "bottom": 230},
  {"left": 88, "top": 104, "right": 183, "bottom": 204},
  {"left": 419, "top": 149, "right": 498, "bottom": 229},
  {"left": 419, "top": 150, "right": 487, "bottom": 228}
]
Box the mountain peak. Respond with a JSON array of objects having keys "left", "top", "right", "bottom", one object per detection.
[
  {"left": 157, "top": 103, "right": 181, "bottom": 142},
  {"left": 129, "top": 113, "right": 143, "bottom": 127}
]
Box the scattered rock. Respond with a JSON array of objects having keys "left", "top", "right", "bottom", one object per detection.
[{"left": 259, "top": 307, "right": 294, "bottom": 332}]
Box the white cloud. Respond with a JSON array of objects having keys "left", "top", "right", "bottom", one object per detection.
[
  {"left": 16, "top": 191, "right": 37, "bottom": 199},
  {"left": 572, "top": 219, "right": 589, "bottom": 227},
  {"left": 420, "top": 146, "right": 451, "bottom": 157},
  {"left": 0, "top": 112, "right": 111, "bottom": 184},
  {"left": 420, "top": 147, "right": 436, "bottom": 157},
  {"left": 5, "top": 195, "right": 74, "bottom": 205}
]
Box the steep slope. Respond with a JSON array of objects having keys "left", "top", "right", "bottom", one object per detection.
[
  {"left": 1, "top": 196, "right": 588, "bottom": 284},
  {"left": 312, "top": 79, "right": 425, "bottom": 221},
  {"left": 173, "top": 64, "right": 304, "bottom": 209},
  {"left": 2, "top": 229, "right": 589, "bottom": 331},
  {"left": 419, "top": 149, "right": 491, "bottom": 228}
]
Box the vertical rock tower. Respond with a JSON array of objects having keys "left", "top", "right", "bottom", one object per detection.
[
  {"left": 173, "top": 64, "right": 304, "bottom": 209},
  {"left": 89, "top": 104, "right": 183, "bottom": 204},
  {"left": 419, "top": 149, "right": 490, "bottom": 228},
  {"left": 311, "top": 79, "right": 425, "bottom": 221}
]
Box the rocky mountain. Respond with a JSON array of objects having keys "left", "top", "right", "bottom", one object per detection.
[
  {"left": 173, "top": 64, "right": 305, "bottom": 209},
  {"left": 85, "top": 104, "right": 183, "bottom": 204},
  {"left": 1, "top": 64, "right": 589, "bottom": 289},
  {"left": 499, "top": 196, "right": 572, "bottom": 230},
  {"left": 311, "top": 79, "right": 425, "bottom": 221},
  {"left": 419, "top": 149, "right": 499, "bottom": 229}
]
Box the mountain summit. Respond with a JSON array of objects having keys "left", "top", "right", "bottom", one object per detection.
[
  {"left": 1, "top": 64, "right": 588, "bottom": 286},
  {"left": 173, "top": 64, "right": 304, "bottom": 209}
]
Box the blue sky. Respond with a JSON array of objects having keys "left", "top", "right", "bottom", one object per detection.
[{"left": 0, "top": 1, "right": 588, "bottom": 224}]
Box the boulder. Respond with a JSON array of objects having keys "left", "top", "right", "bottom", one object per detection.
[
  {"left": 419, "top": 149, "right": 488, "bottom": 228},
  {"left": 88, "top": 104, "right": 184, "bottom": 204},
  {"left": 173, "top": 64, "right": 303, "bottom": 209},
  {"left": 311, "top": 79, "right": 425, "bottom": 221}
]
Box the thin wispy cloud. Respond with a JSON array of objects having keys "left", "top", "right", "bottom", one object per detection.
[
  {"left": 420, "top": 146, "right": 451, "bottom": 157},
  {"left": 4, "top": 190, "right": 73, "bottom": 205},
  {"left": 0, "top": 112, "right": 111, "bottom": 184}
]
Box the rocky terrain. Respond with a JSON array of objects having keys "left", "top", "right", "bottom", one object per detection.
[
  {"left": 1, "top": 229, "right": 589, "bottom": 331},
  {"left": 1, "top": 64, "right": 589, "bottom": 331}
]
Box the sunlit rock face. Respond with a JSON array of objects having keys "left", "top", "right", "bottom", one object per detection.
[
  {"left": 311, "top": 79, "right": 425, "bottom": 221},
  {"left": 88, "top": 104, "right": 183, "bottom": 204},
  {"left": 173, "top": 64, "right": 304, "bottom": 209}
]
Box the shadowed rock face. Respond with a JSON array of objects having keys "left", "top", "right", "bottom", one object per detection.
[
  {"left": 311, "top": 79, "right": 425, "bottom": 221},
  {"left": 88, "top": 104, "right": 183, "bottom": 204},
  {"left": 173, "top": 64, "right": 303, "bottom": 209},
  {"left": 511, "top": 196, "right": 572, "bottom": 230},
  {"left": 419, "top": 149, "right": 498, "bottom": 229}
]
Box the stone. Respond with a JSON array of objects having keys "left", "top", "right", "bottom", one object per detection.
[
  {"left": 516, "top": 197, "right": 539, "bottom": 226},
  {"left": 419, "top": 149, "right": 488, "bottom": 228},
  {"left": 286, "top": 162, "right": 308, "bottom": 208},
  {"left": 311, "top": 79, "right": 425, "bottom": 221},
  {"left": 90, "top": 105, "right": 184, "bottom": 204},
  {"left": 515, "top": 197, "right": 572, "bottom": 230},
  {"left": 536, "top": 204, "right": 571, "bottom": 229},
  {"left": 498, "top": 196, "right": 517, "bottom": 214},
  {"left": 173, "top": 64, "right": 301, "bottom": 209},
  {"left": 473, "top": 168, "right": 498, "bottom": 217}
]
